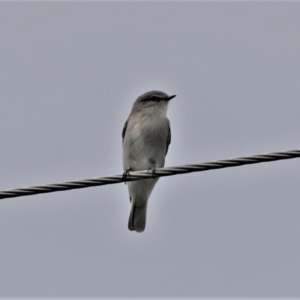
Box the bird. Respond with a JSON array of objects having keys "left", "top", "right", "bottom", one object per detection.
[{"left": 122, "top": 90, "right": 175, "bottom": 232}]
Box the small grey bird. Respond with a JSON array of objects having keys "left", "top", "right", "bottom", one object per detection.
[{"left": 122, "top": 90, "right": 176, "bottom": 233}]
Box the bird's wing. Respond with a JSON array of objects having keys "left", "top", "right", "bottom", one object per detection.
[
  {"left": 166, "top": 122, "right": 171, "bottom": 155},
  {"left": 122, "top": 120, "right": 128, "bottom": 142}
]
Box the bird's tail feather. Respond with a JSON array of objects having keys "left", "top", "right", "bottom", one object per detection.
[{"left": 128, "top": 204, "right": 147, "bottom": 233}]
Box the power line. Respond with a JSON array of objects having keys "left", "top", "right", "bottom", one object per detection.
[{"left": 0, "top": 149, "right": 299, "bottom": 200}]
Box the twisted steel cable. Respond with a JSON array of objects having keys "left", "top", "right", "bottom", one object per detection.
[{"left": 0, "top": 149, "right": 300, "bottom": 200}]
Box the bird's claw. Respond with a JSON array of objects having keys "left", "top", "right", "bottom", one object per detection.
[
  {"left": 147, "top": 167, "right": 156, "bottom": 177},
  {"left": 123, "top": 168, "right": 131, "bottom": 184}
]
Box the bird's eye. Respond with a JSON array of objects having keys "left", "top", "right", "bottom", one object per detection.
[{"left": 150, "top": 96, "right": 161, "bottom": 102}]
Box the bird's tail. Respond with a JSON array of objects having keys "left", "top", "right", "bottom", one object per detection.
[{"left": 128, "top": 203, "right": 147, "bottom": 233}]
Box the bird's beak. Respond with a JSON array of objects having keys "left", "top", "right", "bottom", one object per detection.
[{"left": 167, "top": 95, "right": 176, "bottom": 101}]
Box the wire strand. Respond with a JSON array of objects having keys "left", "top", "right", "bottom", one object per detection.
[{"left": 1, "top": 149, "right": 299, "bottom": 200}]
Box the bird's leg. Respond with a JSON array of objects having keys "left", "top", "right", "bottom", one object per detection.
[
  {"left": 122, "top": 168, "right": 131, "bottom": 185},
  {"left": 147, "top": 167, "right": 156, "bottom": 178}
]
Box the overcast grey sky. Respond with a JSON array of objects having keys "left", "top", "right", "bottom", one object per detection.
[{"left": 1, "top": 2, "right": 300, "bottom": 297}]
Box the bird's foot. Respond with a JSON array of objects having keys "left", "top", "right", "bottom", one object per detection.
[
  {"left": 123, "top": 168, "right": 131, "bottom": 185},
  {"left": 147, "top": 167, "right": 156, "bottom": 177}
]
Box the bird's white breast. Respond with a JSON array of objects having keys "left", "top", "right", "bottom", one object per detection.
[{"left": 123, "top": 106, "right": 169, "bottom": 171}]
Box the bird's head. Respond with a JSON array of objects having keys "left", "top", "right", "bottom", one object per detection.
[{"left": 133, "top": 90, "right": 176, "bottom": 113}]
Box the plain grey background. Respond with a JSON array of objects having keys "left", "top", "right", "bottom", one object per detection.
[{"left": 0, "top": 2, "right": 300, "bottom": 297}]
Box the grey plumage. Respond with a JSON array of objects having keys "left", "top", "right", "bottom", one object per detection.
[{"left": 122, "top": 90, "right": 175, "bottom": 232}]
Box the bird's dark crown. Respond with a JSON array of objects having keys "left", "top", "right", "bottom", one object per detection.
[{"left": 136, "top": 90, "right": 175, "bottom": 103}]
